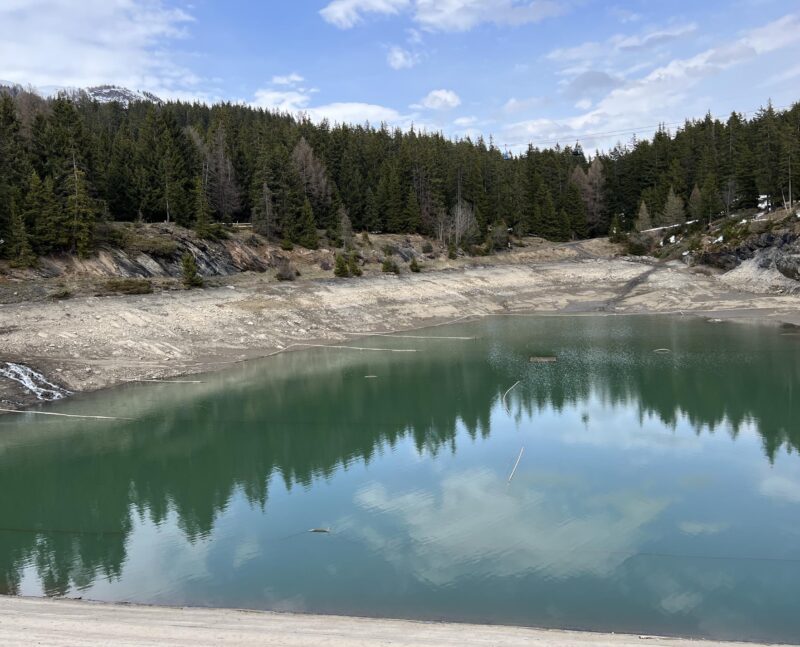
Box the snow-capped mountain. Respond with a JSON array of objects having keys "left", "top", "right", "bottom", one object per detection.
[{"left": 0, "top": 81, "right": 162, "bottom": 105}]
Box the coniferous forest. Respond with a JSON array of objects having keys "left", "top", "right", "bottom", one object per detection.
[{"left": 0, "top": 85, "right": 798, "bottom": 263}]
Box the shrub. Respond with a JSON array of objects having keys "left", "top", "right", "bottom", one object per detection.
[
  {"left": 447, "top": 243, "right": 457, "bottom": 259},
  {"left": 382, "top": 258, "right": 400, "bottom": 274},
  {"left": 409, "top": 257, "right": 421, "bottom": 273},
  {"left": 181, "top": 253, "right": 203, "bottom": 288},
  {"left": 348, "top": 252, "right": 363, "bottom": 277},
  {"left": 361, "top": 231, "right": 371, "bottom": 246},
  {"left": 320, "top": 258, "right": 333, "bottom": 271},
  {"left": 280, "top": 238, "right": 294, "bottom": 251},
  {"left": 101, "top": 278, "right": 153, "bottom": 295},
  {"left": 381, "top": 244, "right": 398, "bottom": 256},
  {"left": 275, "top": 258, "right": 297, "bottom": 281},
  {"left": 421, "top": 241, "right": 433, "bottom": 254},
  {"left": 334, "top": 254, "right": 350, "bottom": 277}
]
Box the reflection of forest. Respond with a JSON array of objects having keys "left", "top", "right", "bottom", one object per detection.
[{"left": 1, "top": 317, "right": 797, "bottom": 597}]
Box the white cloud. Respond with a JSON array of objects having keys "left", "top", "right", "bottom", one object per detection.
[
  {"left": 271, "top": 72, "right": 304, "bottom": 86},
  {"left": 416, "top": 88, "right": 461, "bottom": 110},
  {"left": 0, "top": 0, "right": 198, "bottom": 97},
  {"left": 759, "top": 475, "right": 800, "bottom": 504},
  {"left": 504, "top": 13, "right": 800, "bottom": 151},
  {"left": 307, "top": 101, "right": 409, "bottom": 126},
  {"left": 345, "top": 469, "right": 669, "bottom": 585},
  {"left": 321, "top": 0, "right": 567, "bottom": 32},
  {"left": 615, "top": 23, "right": 697, "bottom": 51},
  {"left": 503, "top": 96, "right": 544, "bottom": 113},
  {"left": 387, "top": 46, "right": 420, "bottom": 69},
  {"left": 320, "top": 0, "right": 410, "bottom": 29},
  {"left": 454, "top": 116, "right": 478, "bottom": 126},
  {"left": 417, "top": 0, "right": 565, "bottom": 31},
  {"left": 252, "top": 88, "right": 312, "bottom": 113}
]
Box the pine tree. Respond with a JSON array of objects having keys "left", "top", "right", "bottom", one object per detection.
[
  {"left": 402, "top": 185, "right": 421, "bottom": 233},
  {"left": 363, "top": 187, "right": 379, "bottom": 232},
  {"left": 191, "top": 175, "right": 216, "bottom": 240},
  {"left": 562, "top": 181, "right": 588, "bottom": 239},
  {"left": 65, "top": 162, "right": 95, "bottom": 258},
  {"left": 688, "top": 185, "right": 703, "bottom": 222},
  {"left": 182, "top": 252, "right": 203, "bottom": 288},
  {"left": 635, "top": 200, "right": 652, "bottom": 232},
  {"left": 660, "top": 188, "right": 684, "bottom": 226},
  {"left": 333, "top": 253, "right": 350, "bottom": 277},
  {"left": 700, "top": 175, "right": 723, "bottom": 223},
  {"left": 539, "top": 187, "right": 559, "bottom": 240},
  {"left": 296, "top": 198, "right": 319, "bottom": 249},
  {"left": 8, "top": 202, "right": 36, "bottom": 267}
]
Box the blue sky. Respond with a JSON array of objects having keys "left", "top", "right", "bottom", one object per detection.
[{"left": 1, "top": 0, "right": 799, "bottom": 151}]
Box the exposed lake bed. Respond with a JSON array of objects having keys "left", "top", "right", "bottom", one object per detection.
[{"left": 2, "top": 314, "right": 799, "bottom": 643}]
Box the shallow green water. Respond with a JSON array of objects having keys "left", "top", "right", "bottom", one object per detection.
[{"left": 2, "top": 316, "right": 800, "bottom": 642}]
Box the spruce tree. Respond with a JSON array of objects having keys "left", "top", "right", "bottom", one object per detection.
[
  {"left": 296, "top": 198, "right": 319, "bottom": 249},
  {"left": 192, "top": 176, "right": 216, "bottom": 240},
  {"left": 182, "top": 252, "right": 203, "bottom": 288},
  {"left": 8, "top": 202, "right": 36, "bottom": 267},
  {"left": 660, "top": 188, "right": 685, "bottom": 226},
  {"left": 700, "top": 175, "right": 723, "bottom": 223},
  {"left": 635, "top": 200, "right": 652, "bottom": 232},
  {"left": 688, "top": 185, "right": 703, "bottom": 222},
  {"left": 402, "top": 186, "right": 421, "bottom": 233},
  {"left": 65, "top": 163, "right": 95, "bottom": 258}
]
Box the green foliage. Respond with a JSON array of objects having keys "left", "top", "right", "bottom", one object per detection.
[
  {"left": 333, "top": 253, "right": 349, "bottom": 277},
  {"left": 409, "top": 257, "right": 421, "bottom": 273},
  {"left": 181, "top": 252, "right": 203, "bottom": 288},
  {"left": 280, "top": 237, "right": 294, "bottom": 251},
  {"left": 382, "top": 257, "right": 400, "bottom": 274},
  {"left": 347, "top": 252, "right": 362, "bottom": 276},
  {"left": 8, "top": 202, "right": 36, "bottom": 267},
  {"left": 65, "top": 165, "right": 96, "bottom": 258},
  {"left": 295, "top": 198, "right": 319, "bottom": 249},
  {"left": 421, "top": 241, "right": 433, "bottom": 254},
  {"left": 1, "top": 90, "right": 798, "bottom": 261}
]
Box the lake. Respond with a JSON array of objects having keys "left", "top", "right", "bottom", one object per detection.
[{"left": 1, "top": 315, "right": 799, "bottom": 643}]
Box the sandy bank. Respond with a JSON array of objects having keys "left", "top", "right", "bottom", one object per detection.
[
  {"left": 2, "top": 242, "right": 800, "bottom": 408},
  {"left": 0, "top": 597, "right": 788, "bottom": 647}
]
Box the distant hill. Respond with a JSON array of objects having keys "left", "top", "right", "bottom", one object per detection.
[{"left": 0, "top": 81, "right": 162, "bottom": 105}]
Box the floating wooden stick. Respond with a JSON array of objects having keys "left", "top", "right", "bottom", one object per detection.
[
  {"left": 530, "top": 356, "right": 557, "bottom": 363},
  {"left": 0, "top": 408, "right": 133, "bottom": 421},
  {"left": 343, "top": 332, "right": 475, "bottom": 340},
  {"left": 508, "top": 447, "right": 525, "bottom": 483},
  {"left": 653, "top": 348, "right": 672, "bottom": 353},
  {"left": 501, "top": 381, "right": 520, "bottom": 415},
  {"left": 136, "top": 379, "right": 204, "bottom": 384}
]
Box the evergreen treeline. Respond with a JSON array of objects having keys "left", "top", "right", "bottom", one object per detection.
[{"left": 1, "top": 86, "right": 798, "bottom": 264}]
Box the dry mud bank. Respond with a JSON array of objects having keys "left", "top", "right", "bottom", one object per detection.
[
  {"left": 0, "top": 597, "right": 788, "bottom": 647},
  {"left": 2, "top": 250, "right": 800, "bottom": 409}
]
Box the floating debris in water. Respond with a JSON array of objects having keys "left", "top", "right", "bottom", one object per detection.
[
  {"left": 529, "top": 356, "right": 557, "bottom": 363},
  {"left": 0, "top": 362, "right": 71, "bottom": 401},
  {"left": 653, "top": 348, "right": 671, "bottom": 354},
  {"left": 364, "top": 375, "right": 378, "bottom": 379},
  {"left": 308, "top": 528, "right": 331, "bottom": 534}
]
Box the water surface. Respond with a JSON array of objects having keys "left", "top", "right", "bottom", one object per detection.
[{"left": 2, "top": 316, "right": 799, "bottom": 642}]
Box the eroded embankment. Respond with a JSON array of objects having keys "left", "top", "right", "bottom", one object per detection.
[{"left": 2, "top": 256, "right": 800, "bottom": 410}]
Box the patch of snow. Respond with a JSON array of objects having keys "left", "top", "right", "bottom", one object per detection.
[{"left": 713, "top": 236, "right": 723, "bottom": 243}]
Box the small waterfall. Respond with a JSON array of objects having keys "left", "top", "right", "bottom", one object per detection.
[{"left": 0, "top": 362, "right": 71, "bottom": 401}]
